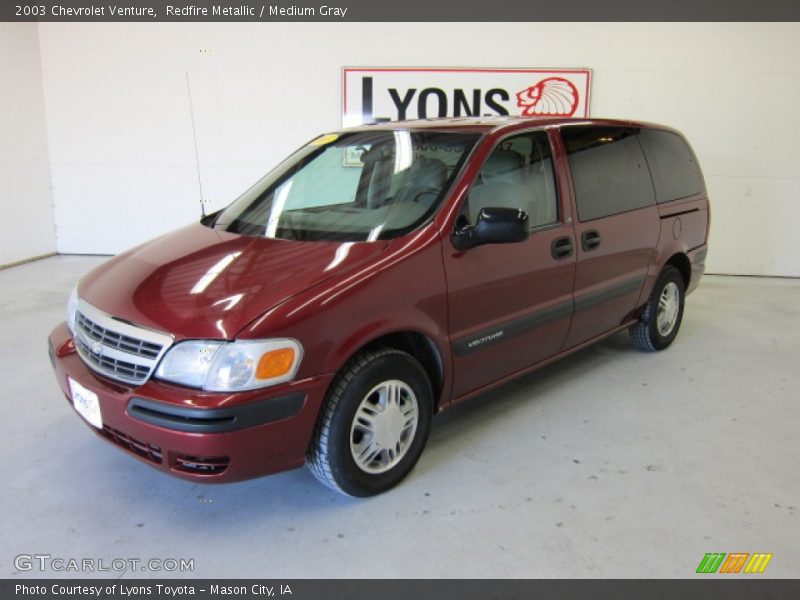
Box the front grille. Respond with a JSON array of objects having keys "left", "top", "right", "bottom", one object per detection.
[
  {"left": 76, "top": 312, "right": 162, "bottom": 358},
  {"left": 75, "top": 337, "right": 151, "bottom": 382},
  {"left": 101, "top": 425, "right": 163, "bottom": 464},
  {"left": 73, "top": 299, "right": 173, "bottom": 386}
]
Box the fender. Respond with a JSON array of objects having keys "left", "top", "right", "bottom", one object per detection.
[
  {"left": 637, "top": 193, "right": 710, "bottom": 307},
  {"left": 238, "top": 226, "right": 451, "bottom": 387}
]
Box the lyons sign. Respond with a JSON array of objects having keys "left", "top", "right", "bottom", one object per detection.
[{"left": 342, "top": 67, "right": 592, "bottom": 127}]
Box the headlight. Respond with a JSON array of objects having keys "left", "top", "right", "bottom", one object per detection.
[
  {"left": 66, "top": 286, "right": 79, "bottom": 334},
  {"left": 154, "top": 340, "right": 223, "bottom": 388},
  {"left": 155, "top": 339, "right": 303, "bottom": 392}
]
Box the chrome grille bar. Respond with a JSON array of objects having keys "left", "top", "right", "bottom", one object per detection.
[
  {"left": 73, "top": 299, "right": 174, "bottom": 386},
  {"left": 76, "top": 312, "right": 163, "bottom": 358}
]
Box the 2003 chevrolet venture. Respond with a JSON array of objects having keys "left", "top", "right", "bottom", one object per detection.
[{"left": 49, "top": 116, "right": 709, "bottom": 496}]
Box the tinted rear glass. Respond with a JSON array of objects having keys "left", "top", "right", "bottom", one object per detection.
[
  {"left": 638, "top": 128, "right": 705, "bottom": 203},
  {"left": 562, "top": 126, "right": 655, "bottom": 221}
]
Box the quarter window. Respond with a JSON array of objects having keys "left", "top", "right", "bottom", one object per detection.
[
  {"left": 562, "top": 126, "right": 655, "bottom": 221},
  {"left": 638, "top": 128, "right": 705, "bottom": 203}
]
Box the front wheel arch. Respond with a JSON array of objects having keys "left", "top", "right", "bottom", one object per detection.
[
  {"left": 307, "top": 347, "right": 434, "bottom": 497},
  {"left": 331, "top": 329, "right": 446, "bottom": 411}
]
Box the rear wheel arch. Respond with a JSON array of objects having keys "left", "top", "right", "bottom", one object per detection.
[
  {"left": 664, "top": 251, "right": 691, "bottom": 290},
  {"left": 630, "top": 264, "right": 685, "bottom": 351}
]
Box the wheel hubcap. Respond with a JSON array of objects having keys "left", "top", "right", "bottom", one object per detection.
[
  {"left": 350, "top": 380, "right": 419, "bottom": 474},
  {"left": 656, "top": 281, "right": 680, "bottom": 336}
]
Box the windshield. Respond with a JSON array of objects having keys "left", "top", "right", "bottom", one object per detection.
[{"left": 212, "top": 130, "right": 481, "bottom": 242}]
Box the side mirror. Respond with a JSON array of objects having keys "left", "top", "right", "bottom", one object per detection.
[
  {"left": 200, "top": 209, "right": 222, "bottom": 226},
  {"left": 451, "top": 207, "right": 529, "bottom": 251}
]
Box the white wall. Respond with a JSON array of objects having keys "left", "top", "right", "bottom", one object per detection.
[
  {"left": 37, "top": 22, "right": 800, "bottom": 276},
  {"left": 0, "top": 23, "right": 55, "bottom": 266}
]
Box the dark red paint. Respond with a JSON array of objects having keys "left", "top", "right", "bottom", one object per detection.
[{"left": 49, "top": 117, "right": 709, "bottom": 483}]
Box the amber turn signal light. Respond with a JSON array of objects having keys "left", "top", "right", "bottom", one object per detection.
[{"left": 256, "top": 348, "right": 296, "bottom": 380}]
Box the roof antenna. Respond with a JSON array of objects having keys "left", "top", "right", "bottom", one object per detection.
[{"left": 185, "top": 72, "right": 206, "bottom": 217}]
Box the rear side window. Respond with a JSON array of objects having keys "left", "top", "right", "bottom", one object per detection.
[
  {"left": 562, "top": 126, "right": 655, "bottom": 221},
  {"left": 638, "top": 128, "right": 704, "bottom": 203}
]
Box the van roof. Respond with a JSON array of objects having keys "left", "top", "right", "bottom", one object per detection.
[{"left": 345, "top": 116, "right": 674, "bottom": 135}]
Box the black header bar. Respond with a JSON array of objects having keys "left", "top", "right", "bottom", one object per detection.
[
  {"left": 4, "top": 579, "right": 800, "bottom": 600},
  {"left": 3, "top": 0, "right": 800, "bottom": 22}
]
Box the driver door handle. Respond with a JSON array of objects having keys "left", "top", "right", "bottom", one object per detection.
[{"left": 551, "top": 236, "right": 573, "bottom": 260}]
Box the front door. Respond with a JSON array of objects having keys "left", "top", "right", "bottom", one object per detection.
[{"left": 443, "top": 130, "right": 576, "bottom": 399}]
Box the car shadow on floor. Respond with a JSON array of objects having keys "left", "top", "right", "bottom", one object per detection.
[
  {"left": 425, "top": 330, "right": 636, "bottom": 449},
  {"left": 53, "top": 329, "right": 651, "bottom": 534}
]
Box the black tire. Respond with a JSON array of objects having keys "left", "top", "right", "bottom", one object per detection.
[
  {"left": 630, "top": 265, "right": 686, "bottom": 351},
  {"left": 307, "top": 348, "right": 433, "bottom": 497}
]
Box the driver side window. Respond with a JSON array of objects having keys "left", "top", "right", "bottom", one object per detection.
[{"left": 460, "top": 131, "right": 558, "bottom": 229}]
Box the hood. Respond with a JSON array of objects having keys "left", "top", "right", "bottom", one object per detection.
[{"left": 80, "top": 222, "right": 390, "bottom": 339}]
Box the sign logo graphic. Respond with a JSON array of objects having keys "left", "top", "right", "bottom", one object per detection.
[
  {"left": 515, "top": 77, "right": 579, "bottom": 116},
  {"left": 342, "top": 68, "right": 591, "bottom": 127},
  {"left": 696, "top": 552, "right": 773, "bottom": 574}
]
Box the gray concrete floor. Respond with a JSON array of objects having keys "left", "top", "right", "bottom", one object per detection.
[{"left": 1, "top": 255, "right": 798, "bottom": 579}]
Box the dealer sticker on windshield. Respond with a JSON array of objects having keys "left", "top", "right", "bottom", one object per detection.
[
  {"left": 309, "top": 133, "right": 339, "bottom": 146},
  {"left": 68, "top": 377, "right": 102, "bottom": 429}
]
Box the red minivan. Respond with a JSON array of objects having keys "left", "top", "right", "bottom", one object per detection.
[{"left": 48, "top": 117, "right": 709, "bottom": 496}]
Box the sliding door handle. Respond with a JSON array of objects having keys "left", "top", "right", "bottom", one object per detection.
[{"left": 581, "top": 230, "right": 601, "bottom": 251}]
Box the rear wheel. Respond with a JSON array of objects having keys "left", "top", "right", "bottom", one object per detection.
[
  {"left": 307, "top": 348, "right": 433, "bottom": 497},
  {"left": 630, "top": 265, "right": 685, "bottom": 351}
]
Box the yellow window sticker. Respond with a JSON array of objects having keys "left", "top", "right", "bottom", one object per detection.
[{"left": 309, "top": 133, "right": 339, "bottom": 146}]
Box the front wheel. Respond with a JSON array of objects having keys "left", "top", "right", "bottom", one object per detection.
[
  {"left": 307, "top": 348, "right": 433, "bottom": 497},
  {"left": 630, "top": 265, "right": 685, "bottom": 351}
]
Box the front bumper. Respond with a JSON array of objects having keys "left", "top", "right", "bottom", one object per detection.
[{"left": 48, "top": 323, "right": 333, "bottom": 483}]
